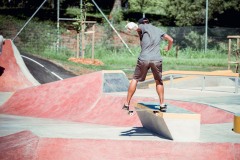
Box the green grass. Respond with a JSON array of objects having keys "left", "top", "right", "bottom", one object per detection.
[
  {"left": 36, "top": 42, "right": 229, "bottom": 77},
  {"left": 65, "top": 44, "right": 229, "bottom": 76}
]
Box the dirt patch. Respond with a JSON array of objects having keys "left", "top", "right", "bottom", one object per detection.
[
  {"left": 68, "top": 57, "right": 104, "bottom": 66},
  {"left": 60, "top": 24, "right": 139, "bottom": 53}
]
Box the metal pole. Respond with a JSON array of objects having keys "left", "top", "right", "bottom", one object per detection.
[
  {"left": 57, "top": 0, "right": 60, "bottom": 53},
  {"left": 91, "top": 0, "right": 134, "bottom": 56},
  {"left": 204, "top": 0, "right": 208, "bottom": 53},
  {"left": 170, "top": 75, "right": 173, "bottom": 88},
  {"left": 80, "top": 0, "right": 83, "bottom": 57},
  {"left": 92, "top": 24, "right": 95, "bottom": 60},
  {"left": 202, "top": 76, "right": 206, "bottom": 91},
  {"left": 12, "top": 0, "right": 48, "bottom": 41},
  {"left": 235, "top": 77, "right": 238, "bottom": 94}
]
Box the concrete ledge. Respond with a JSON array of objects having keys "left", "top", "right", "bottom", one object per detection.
[
  {"left": 102, "top": 70, "right": 129, "bottom": 93},
  {"left": 135, "top": 102, "right": 201, "bottom": 141}
]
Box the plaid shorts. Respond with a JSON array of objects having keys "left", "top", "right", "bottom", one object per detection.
[{"left": 133, "top": 59, "right": 163, "bottom": 84}]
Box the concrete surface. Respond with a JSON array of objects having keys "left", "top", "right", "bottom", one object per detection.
[
  {"left": 0, "top": 40, "right": 39, "bottom": 92},
  {"left": 0, "top": 39, "right": 240, "bottom": 160},
  {"left": 21, "top": 53, "right": 77, "bottom": 84}
]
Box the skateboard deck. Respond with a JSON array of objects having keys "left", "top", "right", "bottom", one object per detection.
[
  {"left": 122, "top": 109, "right": 134, "bottom": 116},
  {"left": 135, "top": 108, "right": 162, "bottom": 116}
]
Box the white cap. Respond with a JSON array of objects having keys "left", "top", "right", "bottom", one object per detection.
[{"left": 125, "top": 22, "right": 138, "bottom": 31}]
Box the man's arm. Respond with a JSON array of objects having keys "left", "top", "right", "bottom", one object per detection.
[{"left": 163, "top": 34, "right": 173, "bottom": 51}]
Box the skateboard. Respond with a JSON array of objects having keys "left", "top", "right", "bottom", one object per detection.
[
  {"left": 128, "top": 110, "right": 134, "bottom": 116},
  {"left": 153, "top": 107, "right": 167, "bottom": 115},
  {"left": 123, "top": 109, "right": 134, "bottom": 116},
  {"left": 135, "top": 108, "right": 165, "bottom": 116},
  {"left": 122, "top": 105, "right": 134, "bottom": 116}
]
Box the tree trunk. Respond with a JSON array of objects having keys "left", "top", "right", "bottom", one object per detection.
[
  {"left": 112, "top": 0, "right": 122, "bottom": 10},
  {"left": 109, "top": 0, "right": 122, "bottom": 19}
]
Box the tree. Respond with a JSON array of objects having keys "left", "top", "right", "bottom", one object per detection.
[
  {"left": 165, "top": 0, "right": 240, "bottom": 26},
  {"left": 109, "top": 0, "right": 123, "bottom": 23},
  {"left": 66, "top": 0, "right": 93, "bottom": 58},
  {"left": 128, "top": 0, "right": 167, "bottom": 15}
]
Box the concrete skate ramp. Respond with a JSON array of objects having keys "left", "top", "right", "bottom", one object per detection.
[
  {"left": 0, "top": 69, "right": 234, "bottom": 126},
  {"left": 0, "top": 70, "right": 151, "bottom": 127},
  {"left": 0, "top": 131, "right": 39, "bottom": 160},
  {"left": 0, "top": 40, "right": 39, "bottom": 92},
  {"left": 168, "top": 100, "right": 234, "bottom": 124},
  {"left": 1, "top": 39, "right": 239, "bottom": 160},
  {"left": 0, "top": 71, "right": 103, "bottom": 122},
  {"left": 1, "top": 130, "right": 239, "bottom": 160},
  {"left": 103, "top": 70, "right": 129, "bottom": 92}
]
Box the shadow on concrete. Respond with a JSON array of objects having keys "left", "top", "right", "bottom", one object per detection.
[
  {"left": 120, "top": 127, "right": 171, "bottom": 140},
  {"left": 0, "top": 66, "right": 4, "bottom": 76}
]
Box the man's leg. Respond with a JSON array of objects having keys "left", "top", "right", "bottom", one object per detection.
[
  {"left": 155, "top": 80, "right": 164, "bottom": 105},
  {"left": 124, "top": 79, "right": 138, "bottom": 108},
  {"left": 123, "top": 60, "right": 148, "bottom": 112}
]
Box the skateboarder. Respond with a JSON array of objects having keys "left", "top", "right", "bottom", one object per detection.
[{"left": 123, "top": 18, "right": 173, "bottom": 114}]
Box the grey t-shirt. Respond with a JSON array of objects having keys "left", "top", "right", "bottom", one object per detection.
[{"left": 138, "top": 24, "right": 165, "bottom": 61}]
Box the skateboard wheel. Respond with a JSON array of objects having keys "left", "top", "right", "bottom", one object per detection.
[{"left": 153, "top": 111, "right": 159, "bottom": 116}]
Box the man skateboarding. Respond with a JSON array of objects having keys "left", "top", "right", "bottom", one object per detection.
[{"left": 123, "top": 18, "right": 173, "bottom": 115}]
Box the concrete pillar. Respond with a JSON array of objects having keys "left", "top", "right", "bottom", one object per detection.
[{"left": 233, "top": 113, "right": 240, "bottom": 134}]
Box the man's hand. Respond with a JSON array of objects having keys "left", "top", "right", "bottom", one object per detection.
[
  {"left": 164, "top": 46, "right": 170, "bottom": 52},
  {"left": 163, "top": 34, "right": 173, "bottom": 52}
]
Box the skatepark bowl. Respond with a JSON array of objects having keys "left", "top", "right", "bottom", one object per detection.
[{"left": 0, "top": 39, "right": 240, "bottom": 160}]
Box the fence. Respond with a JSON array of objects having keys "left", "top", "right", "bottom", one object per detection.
[{"left": 1, "top": 15, "right": 240, "bottom": 58}]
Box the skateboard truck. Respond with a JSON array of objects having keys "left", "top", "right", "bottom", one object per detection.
[{"left": 153, "top": 110, "right": 160, "bottom": 116}]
